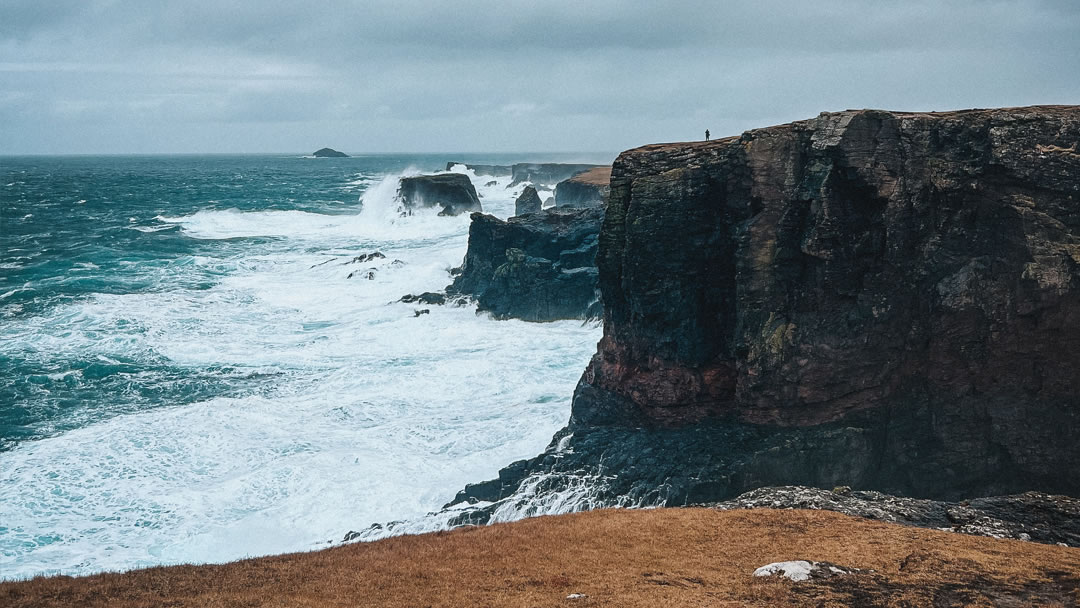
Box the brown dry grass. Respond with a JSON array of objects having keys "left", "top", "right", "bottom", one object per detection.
[
  {"left": 3, "top": 508, "right": 1078, "bottom": 607},
  {"left": 569, "top": 166, "right": 612, "bottom": 186}
]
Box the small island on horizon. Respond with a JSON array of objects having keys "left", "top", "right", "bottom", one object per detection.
[{"left": 312, "top": 147, "right": 349, "bottom": 158}]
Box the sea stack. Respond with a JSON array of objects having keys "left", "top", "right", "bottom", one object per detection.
[
  {"left": 397, "top": 173, "right": 482, "bottom": 216},
  {"left": 514, "top": 186, "right": 543, "bottom": 216}
]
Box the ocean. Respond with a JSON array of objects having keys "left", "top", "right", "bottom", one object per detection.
[{"left": 0, "top": 154, "right": 604, "bottom": 579}]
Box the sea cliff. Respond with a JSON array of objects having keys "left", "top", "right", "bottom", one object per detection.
[{"left": 453, "top": 106, "right": 1080, "bottom": 512}]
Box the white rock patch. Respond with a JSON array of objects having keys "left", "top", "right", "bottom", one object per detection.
[{"left": 754, "top": 560, "right": 815, "bottom": 581}]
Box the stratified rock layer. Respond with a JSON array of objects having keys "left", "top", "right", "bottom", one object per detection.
[
  {"left": 397, "top": 173, "right": 482, "bottom": 216},
  {"left": 448, "top": 207, "right": 602, "bottom": 321}
]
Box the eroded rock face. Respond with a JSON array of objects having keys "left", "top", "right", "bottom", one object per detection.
[
  {"left": 449, "top": 107, "right": 1080, "bottom": 509},
  {"left": 397, "top": 173, "right": 482, "bottom": 216},
  {"left": 448, "top": 207, "right": 602, "bottom": 321},
  {"left": 555, "top": 166, "right": 612, "bottom": 208},
  {"left": 559, "top": 106, "right": 1080, "bottom": 495},
  {"left": 514, "top": 186, "right": 543, "bottom": 216}
]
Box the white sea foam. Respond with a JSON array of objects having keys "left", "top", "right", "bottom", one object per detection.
[{"left": 0, "top": 167, "right": 600, "bottom": 579}]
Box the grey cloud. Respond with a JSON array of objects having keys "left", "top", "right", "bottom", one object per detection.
[{"left": 0, "top": 1, "right": 1076, "bottom": 154}]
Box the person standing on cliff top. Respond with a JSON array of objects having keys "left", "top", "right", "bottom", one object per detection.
[{"left": 705, "top": 129, "right": 710, "bottom": 141}]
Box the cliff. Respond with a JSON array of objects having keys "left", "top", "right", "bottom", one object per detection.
[
  {"left": 447, "top": 208, "right": 602, "bottom": 321},
  {"left": 554, "top": 166, "right": 612, "bottom": 208},
  {"left": 453, "top": 106, "right": 1080, "bottom": 508}
]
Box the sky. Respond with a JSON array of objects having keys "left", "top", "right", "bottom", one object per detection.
[{"left": 1, "top": 0, "right": 1078, "bottom": 154}]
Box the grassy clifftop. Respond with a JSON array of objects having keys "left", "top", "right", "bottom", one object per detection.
[{"left": 4, "top": 508, "right": 1078, "bottom": 607}]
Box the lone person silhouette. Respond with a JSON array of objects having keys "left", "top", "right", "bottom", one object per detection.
[{"left": 705, "top": 129, "right": 710, "bottom": 142}]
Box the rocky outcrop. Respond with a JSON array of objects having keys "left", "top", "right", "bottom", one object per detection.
[
  {"left": 397, "top": 174, "right": 482, "bottom": 216},
  {"left": 452, "top": 106, "right": 1080, "bottom": 512},
  {"left": 510, "top": 163, "right": 604, "bottom": 186},
  {"left": 313, "top": 147, "right": 348, "bottom": 157},
  {"left": 554, "top": 167, "right": 612, "bottom": 208},
  {"left": 708, "top": 486, "right": 1080, "bottom": 546},
  {"left": 445, "top": 162, "right": 512, "bottom": 177},
  {"left": 447, "top": 207, "right": 602, "bottom": 321},
  {"left": 514, "top": 186, "right": 543, "bottom": 216}
]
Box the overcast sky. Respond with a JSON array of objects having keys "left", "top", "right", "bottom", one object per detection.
[{"left": 1, "top": 0, "right": 1077, "bottom": 154}]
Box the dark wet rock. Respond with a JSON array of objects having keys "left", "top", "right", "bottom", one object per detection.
[
  {"left": 399, "top": 292, "right": 447, "bottom": 306},
  {"left": 445, "top": 162, "right": 512, "bottom": 177},
  {"left": 347, "top": 269, "right": 377, "bottom": 280},
  {"left": 514, "top": 186, "right": 543, "bottom": 216},
  {"left": 485, "top": 180, "right": 498, "bottom": 187},
  {"left": 414, "top": 309, "right": 430, "bottom": 317},
  {"left": 447, "top": 207, "right": 602, "bottom": 321},
  {"left": 313, "top": 147, "right": 348, "bottom": 158},
  {"left": 344, "top": 252, "right": 385, "bottom": 265},
  {"left": 554, "top": 167, "right": 611, "bottom": 208},
  {"left": 397, "top": 174, "right": 482, "bottom": 216},
  {"left": 510, "top": 163, "right": 604, "bottom": 187}
]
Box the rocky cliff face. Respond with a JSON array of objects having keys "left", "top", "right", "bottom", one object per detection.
[
  {"left": 554, "top": 166, "right": 612, "bottom": 208},
  {"left": 451, "top": 106, "right": 1080, "bottom": 509},
  {"left": 448, "top": 208, "right": 602, "bottom": 321}
]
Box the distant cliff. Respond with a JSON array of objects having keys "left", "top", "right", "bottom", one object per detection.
[
  {"left": 554, "top": 167, "right": 611, "bottom": 208},
  {"left": 454, "top": 106, "right": 1080, "bottom": 510}
]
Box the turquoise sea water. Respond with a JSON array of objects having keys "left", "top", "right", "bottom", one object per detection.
[{"left": 0, "top": 154, "right": 603, "bottom": 578}]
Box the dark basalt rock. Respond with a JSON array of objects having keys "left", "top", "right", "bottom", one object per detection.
[
  {"left": 514, "top": 186, "right": 543, "bottom": 216},
  {"left": 397, "top": 173, "right": 482, "bottom": 216},
  {"left": 450, "top": 106, "right": 1080, "bottom": 518},
  {"left": 313, "top": 147, "right": 348, "bottom": 157},
  {"left": 510, "top": 163, "right": 604, "bottom": 187},
  {"left": 445, "top": 162, "right": 512, "bottom": 177},
  {"left": 398, "top": 292, "right": 447, "bottom": 306},
  {"left": 554, "top": 167, "right": 612, "bottom": 208},
  {"left": 448, "top": 207, "right": 602, "bottom": 321}
]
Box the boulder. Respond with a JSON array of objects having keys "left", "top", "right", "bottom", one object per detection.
[
  {"left": 313, "top": 147, "right": 348, "bottom": 157},
  {"left": 397, "top": 173, "right": 482, "bottom": 216},
  {"left": 554, "top": 167, "right": 611, "bottom": 208},
  {"left": 514, "top": 186, "right": 543, "bottom": 216}
]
